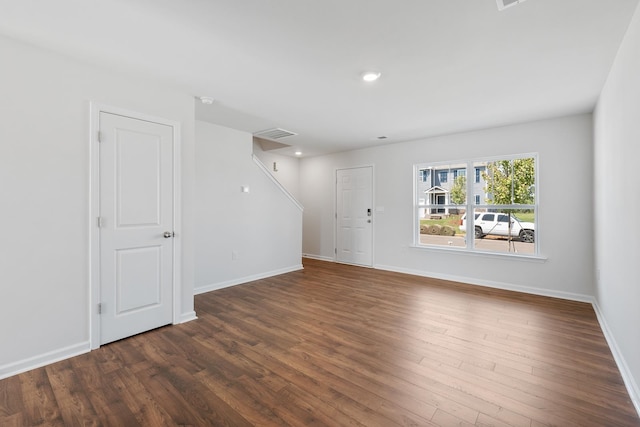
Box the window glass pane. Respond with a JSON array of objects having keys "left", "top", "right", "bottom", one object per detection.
[
  {"left": 416, "top": 161, "right": 467, "bottom": 248},
  {"left": 477, "top": 157, "right": 535, "bottom": 205},
  {"left": 472, "top": 208, "right": 535, "bottom": 255},
  {"left": 418, "top": 206, "right": 466, "bottom": 248},
  {"left": 453, "top": 168, "right": 466, "bottom": 179},
  {"left": 416, "top": 163, "right": 467, "bottom": 207}
]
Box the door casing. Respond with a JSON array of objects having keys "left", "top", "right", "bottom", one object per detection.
[{"left": 89, "top": 103, "right": 182, "bottom": 350}]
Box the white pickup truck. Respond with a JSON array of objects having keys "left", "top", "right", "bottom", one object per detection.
[{"left": 459, "top": 212, "right": 535, "bottom": 243}]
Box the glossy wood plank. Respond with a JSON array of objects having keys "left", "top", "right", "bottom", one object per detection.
[{"left": 0, "top": 258, "right": 638, "bottom": 426}]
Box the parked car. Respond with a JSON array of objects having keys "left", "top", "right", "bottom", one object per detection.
[{"left": 459, "top": 212, "right": 535, "bottom": 243}]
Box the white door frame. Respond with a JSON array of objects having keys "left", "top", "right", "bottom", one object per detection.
[
  {"left": 89, "top": 103, "right": 182, "bottom": 350},
  {"left": 334, "top": 165, "right": 375, "bottom": 267}
]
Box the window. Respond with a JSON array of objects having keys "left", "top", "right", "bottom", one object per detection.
[
  {"left": 415, "top": 155, "right": 537, "bottom": 255},
  {"left": 419, "top": 169, "right": 429, "bottom": 182}
]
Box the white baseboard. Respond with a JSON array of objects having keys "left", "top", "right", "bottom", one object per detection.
[
  {"left": 0, "top": 341, "right": 91, "bottom": 381},
  {"left": 302, "top": 253, "right": 335, "bottom": 262},
  {"left": 0, "top": 312, "right": 197, "bottom": 381},
  {"left": 591, "top": 301, "right": 640, "bottom": 417},
  {"left": 194, "top": 264, "right": 304, "bottom": 295},
  {"left": 178, "top": 311, "right": 198, "bottom": 324},
  {"left": 374, "top": 263, "right": 593, "bottom": 302}
]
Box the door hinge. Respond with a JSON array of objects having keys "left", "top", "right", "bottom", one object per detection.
[
  {"left": 97, "top": 217, "right": 103, "bottom": 228},
  {"left": 335, "top": 212, "right": 337, "bottom": 219},
  {"left": 97, "top": 131, "right": 102, "bottom": 143},
  {"left": 335, "top": 248, "right": 337, "bottom": 254},
  {"left": 98, "top": 303, "right": 102, "bottom": 314}
]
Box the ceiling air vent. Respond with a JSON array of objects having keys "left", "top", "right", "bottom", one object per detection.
[
  {"left": 253, "top": 128, "right": 298, "bottom": 141},
  {"left": 496, "top": 0, "right": 526, "bottom": 11}
]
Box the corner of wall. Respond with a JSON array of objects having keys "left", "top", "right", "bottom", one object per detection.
[{"left": 591, "top": 300, "right": 640, "bottom": 416}]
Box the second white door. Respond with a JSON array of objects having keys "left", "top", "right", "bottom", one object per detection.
[
  {"left": 336, "top": 167, "right": 373, "bottom": 266},
  {"left": 99, "top": 112, "right": 174, "bottom": 345}
]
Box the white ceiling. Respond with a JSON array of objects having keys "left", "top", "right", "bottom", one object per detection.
[{"left": 0, "top": 0, "right": 638, "bottom": 156}]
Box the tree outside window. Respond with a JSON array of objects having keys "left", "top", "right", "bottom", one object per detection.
[{"left": 482, "top": 158, "right": 535, "bottom": 205}]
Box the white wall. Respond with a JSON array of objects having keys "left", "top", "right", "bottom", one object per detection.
[
  {"left": 594, "top": 1, "right": 640, "bottom": 413},
  {"left": 301, "top": 114, "right": 595, "bottom": 299},
  {"left": 252, "top": 142, "right": 301, "bottom": 200},
  {"left": 0, "top": 35, "right": 196, "bottom": 377},
  {"left": 194, "top": 121, "right": 303, "bottom": 293}
]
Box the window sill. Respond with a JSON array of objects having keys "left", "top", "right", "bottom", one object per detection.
[{"left": 409, "top": 244, "right": 548, "bottom": 263}]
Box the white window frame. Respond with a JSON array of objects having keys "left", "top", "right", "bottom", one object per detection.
[{"left": 414, "top": 153, "right": 538, "bottom": 256}]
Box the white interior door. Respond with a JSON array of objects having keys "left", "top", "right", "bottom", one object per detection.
[
  {"left": 99, "top": 112, "right": 174, "bottom": 345},
  {"left": 336, "top": 167, "right": 373, "bottom": 266}
]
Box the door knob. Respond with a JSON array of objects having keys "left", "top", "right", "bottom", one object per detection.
[{"left": 163, "top": 231, "right": 174, "bottom": 238}]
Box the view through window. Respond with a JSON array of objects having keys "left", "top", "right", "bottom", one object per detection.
[{"left": 415, "top": 155, "right": 537, "bottom": 255}]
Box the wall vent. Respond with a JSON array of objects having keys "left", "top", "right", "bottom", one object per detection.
[
  {"left": 496, "top": 0, "right": 526, "bottom": 11},
  {"left": 253, "top": 128, "right": 298, "bottom": 140}
]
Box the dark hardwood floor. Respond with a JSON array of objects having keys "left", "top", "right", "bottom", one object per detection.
[{"left": 1, "top": 258, "right": 638, "bottom": 426}]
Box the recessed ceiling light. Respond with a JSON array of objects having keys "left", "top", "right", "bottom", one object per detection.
[
  {"left": 362, "top": 71, "right": 381, "bottom": 82},
  {"left": 199, "top": 96, "right": 214, "bottom": 105},
  {"left": 294, "top": 151, "right": 302, "bottom": 156}
]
